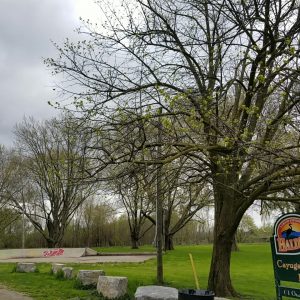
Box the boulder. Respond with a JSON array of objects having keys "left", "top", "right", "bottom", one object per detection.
[
  {"left": 16, "top": 262, "right": 37, "bottom": 273},
  {"left": 135, "top": 286, "right": 178, "bottom": 300},
  {"left": 135, "top": 286, "right": 229, "bottom": 300},
  {"left": 77, "top": 270, "right": 105, "bottom": 287},
  {"left": 51, "top": 263, "right": 65, "bottom": 274},
  {"left": 97, "top": 276, "right": 128, "bottom": 299},
  {"left": 62, "top": 267, "right": 73, "bottom": 279}
]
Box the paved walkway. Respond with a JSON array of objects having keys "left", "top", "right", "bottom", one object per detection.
[
  {"left": 0, "top": 285, "right": 32, "bottom": 300},
  {"left": 0, "top": 254, "right": 155, "bottom": 264}
]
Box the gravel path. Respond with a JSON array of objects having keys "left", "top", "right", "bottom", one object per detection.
[{"left": 0, "top": 285, "right": 33, "bottom": 300}]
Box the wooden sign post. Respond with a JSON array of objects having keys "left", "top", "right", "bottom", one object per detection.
[{"left": 270, "top": 213, "right": 300, "bottom": 299}]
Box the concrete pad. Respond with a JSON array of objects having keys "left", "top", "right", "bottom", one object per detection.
[
  {"left": 0, "top": 248, "right": 97, "bottom": 260},
  {"left": 0, "top": 254, "right": 155, "bottom": 263}
]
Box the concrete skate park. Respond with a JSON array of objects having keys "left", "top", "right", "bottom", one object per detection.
[{"left": 0, "top": 247, "right": 156, "bottom": 263}]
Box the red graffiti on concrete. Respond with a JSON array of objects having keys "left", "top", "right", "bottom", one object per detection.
[{"left": 43, "top": 248, "right": 64, "bottom": 257}]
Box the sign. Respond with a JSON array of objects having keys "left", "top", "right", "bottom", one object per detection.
[
  {"left": 271, "top": 213, "right": 300, "bottom": 299},
  {"left": 274, "top": 214, "right": 300, "bottom": 255},
  {"left": 280, "top": 287, "right": 300, "bottom": 298}
]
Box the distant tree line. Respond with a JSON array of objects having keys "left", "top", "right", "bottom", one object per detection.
[{"left": 0, "top": 200, "right": 273, "bottom": 250}]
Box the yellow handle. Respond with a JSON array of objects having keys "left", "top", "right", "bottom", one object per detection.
[{"left": 189, "top": 253, "right": 200, "bottom": 289}]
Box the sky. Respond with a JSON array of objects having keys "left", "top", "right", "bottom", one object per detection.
[
  {"left": 0, "top": 0, "right": 100, "bottom": 147},
  {"left": 0, "top": 0, "right": 272, "bottom": 226}
]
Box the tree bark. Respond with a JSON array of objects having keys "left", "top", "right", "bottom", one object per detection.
[
  {"left": 231, "top": 234, "right": 239, "bottom": 252},
  {"left": 164, "top": 234, "right": 174, "bottom": 251},
  {"left": 208, "top": 231, "right": 236, "bottom": 296},
  {"left": 208, "top": 204, "right": 239, "bottom": 296},
  {"left": 46, "top": 220, "right": 63, "bottom": 248},
  {"left": 130, "top": 234, "right": 139, "bottom": 249},
  {"left": 208, "top": 171, "right": 248, "bottom": 297},
  {"left": 46, "top": 239, "right": 55, "bottom": 248}
]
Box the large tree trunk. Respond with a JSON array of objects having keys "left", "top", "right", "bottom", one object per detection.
[
  {"left": 208, "top": 216, "right": 237, "bottom": 296},
  {"left": 130, "top": 234, "right": 139, "bottom": 249},
  {"left": 46, "top": 238, "right": 56, "bottom": 248},
  {"left": 208, "top": 172, "right": 249, "bottom": 297},
  {"left": 164, "top": 234, "right": 174, "bottom": 251},
  {"left": 46, "top": 220, "right": 64, "bottom": 248}
]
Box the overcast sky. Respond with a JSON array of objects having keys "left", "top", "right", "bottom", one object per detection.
[
  {"left": 0, "top": 1, "right": 274, "bottom": 226},
  {"left": 0, "top": 0, "right": 100, "bottom": 147}
]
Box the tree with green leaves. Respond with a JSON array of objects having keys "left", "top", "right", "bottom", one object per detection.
[{"left": 47, "top": 0, "right": 300, "bottom": 296}]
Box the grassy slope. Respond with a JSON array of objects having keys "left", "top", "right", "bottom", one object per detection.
[{"left": 0, "top": 244, "right": 280, "bottom": 299}]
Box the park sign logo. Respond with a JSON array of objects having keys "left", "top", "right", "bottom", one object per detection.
[
  {"left": 270, "top": 213, "right": 300, "bottom": 299},
  {"left": 274, "top": 214, "right": 300, "bottom": 255}
]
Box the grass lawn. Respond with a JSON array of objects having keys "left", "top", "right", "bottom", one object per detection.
[{"left": 0, "top": 243, "right": 287, "bottom": 299}]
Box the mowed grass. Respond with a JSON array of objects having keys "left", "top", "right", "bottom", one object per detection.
[
  {"left": 0, "top": 263, "right": 96, "bottom": 299},
  {"left": 94, "top": 245, "right": 156, "bottom": 253},
  {"left": 0, "top": 244, "right": 282, "bottom": 299}
]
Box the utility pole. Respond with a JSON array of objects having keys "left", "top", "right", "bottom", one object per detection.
[{"left": 156, "top": 107, "right": 163, "bottom": 284}]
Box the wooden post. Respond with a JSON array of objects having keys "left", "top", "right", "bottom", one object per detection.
[{"left": 189, "top": 253, "right": 200, "bottom": 289}]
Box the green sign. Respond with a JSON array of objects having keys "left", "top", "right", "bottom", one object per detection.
[
  {"left": 271, "top": 214, "right": 300, "bottom": 299},
  {"left": 279, "top": 287, "right": 300, "bottom": 298}
]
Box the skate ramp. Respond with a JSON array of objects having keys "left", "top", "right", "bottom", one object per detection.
[{"left": 0, "top": 247, "right": 97, "bottom": 260}]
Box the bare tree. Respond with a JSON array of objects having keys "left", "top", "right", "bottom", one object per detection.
[
  {"left": 113, "top": 166, "right": 155, "bottom": 249},
  {"left": 141, "top": 160, "right": 212, "bottom": 250},
  {"left": 13, "top": 116, "right": 96, "bottom": 247},
  {"left": 47, "top": 0, "right": 300, "bottom": 296},
  {"left": 0, "top": 147, "right": 23, "bottom": 238},
  {"left": 163, "top": 172, "right": 211, "bottom": 251},
  {"left": 0, "top": 146, "right": 17, "bottom": 203},
  {"left": 107, "top": 118, "right": 210, "bottom": 251}
]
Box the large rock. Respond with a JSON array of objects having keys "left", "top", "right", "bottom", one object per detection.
[
  {"left": 62, "top": 267, "right": 73, "bottom": 279},
  {"left": 16, "top": 262, "right": 37, "bottom": 273},
  {"left": 51, "top": 263, "right": 65, "bottom": 274},
  {"left": 135, "top": 286, "right": 178, "bottom": 300},
  {"left": 77, "top": 270, "right": 105, "bottom": 287},
  {"left": 97, "top": 276, "right": 128, "bottom": 299},
  {"left": 135, "top": 286, "right": 229, "bottom": 300}
]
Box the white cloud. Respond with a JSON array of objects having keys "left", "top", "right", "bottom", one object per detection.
[
  {"left": 74, "top": 0, "right": 101, "bottom": 23},
  {"left": 0, "top": 0, "right": 96, "bottom": 147}
]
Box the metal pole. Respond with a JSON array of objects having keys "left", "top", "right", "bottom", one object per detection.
[{"left": 156, "top": 107, "right": 163, "bottom": 284}]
